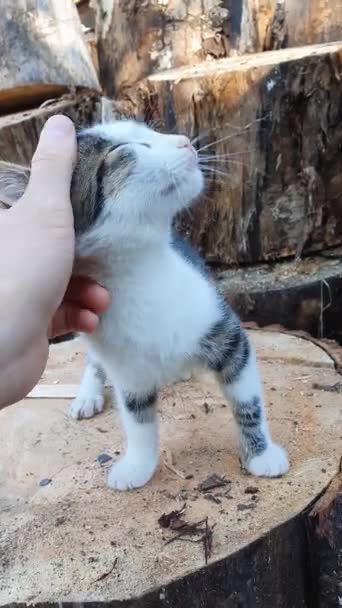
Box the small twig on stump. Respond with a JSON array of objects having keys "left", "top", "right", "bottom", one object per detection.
[
  {"left": 93, "top": 557, "right": 118, "bottom": 583},
  {"left": 163, "top": 516, "right": 215, "bottom": 565}
]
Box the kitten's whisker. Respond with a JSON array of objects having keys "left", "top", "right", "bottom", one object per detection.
[
  {"left": 196, "top": 117, "right": 266, "bottom": 152},
  {"left": 218, "top": 116, "right": 267, "bottom": 132},
  {"left": 191, "top": 134, "right": 202, "bottom": 146},
  {"left": 197, "top": 132, "right": 251, "bottom": 152},
  {"left": 191, "top": 129, "right": 210, "bottom": 146},
  {"left": 199, "top": 157, "right": 247, "bottom": 165},
  {"left": 199, "top": 159, "right": 248, "bottom": 167},
  {"left": 200, "top": 160, "right": 245, "bottom": 170},
  {"left": 194, "top": 115, "right": 268, "bottom": 148},
  {"left": 200, "top": 167, "right": 233, "bottom": 178},
  {"left": 198, "top": 151, "right": 252, "bottom": 159}
]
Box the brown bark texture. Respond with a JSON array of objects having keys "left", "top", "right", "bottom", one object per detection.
[
  {"left": 0, "top": 0, "right": 100, "bottom": 113},
  {"left": 95, "top": 0, "right": 342, "bottom": 98},
  {"left": 124, "top": 43, "right": 342, "bottom": 265}
]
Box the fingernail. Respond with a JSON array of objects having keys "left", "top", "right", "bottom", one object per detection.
[{"left": 43, "top": 115, "right": 75, "bottom": 136}]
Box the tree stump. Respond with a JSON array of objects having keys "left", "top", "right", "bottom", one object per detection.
[
  {"left": 216, "top": 251, "right": 342, "bottom": 343},
  {"left": 0, "top": 0, "right": 100, "bottom": 113},
  {"left": 0, "top": 331, "right": 341, "bottom": 606},
  {"left": 124, "top": 42, "right": 342, "bottom": 266}
]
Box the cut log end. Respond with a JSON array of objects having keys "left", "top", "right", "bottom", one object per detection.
[
  {"left": 0, "top": 84, "right": 92, "bottom": 115},
  {"left": 0, "top": 331, "right": 341, "bottom": 605},
  {"left": 0, "top": 0, "right": 101, "bottom": 114},
  {"left": 0, "top": 94, "right": 124, "bottom": 167}
]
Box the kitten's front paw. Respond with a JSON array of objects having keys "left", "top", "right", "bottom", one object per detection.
[
  {"left": 107, "top": 456, "right": 157, "bottom": 491},
  {"left": 246, "top": 443, "right": 289, "bottom": 478},
  {"left": 69, "top": 394, "right": 104, "bottom": 420}
]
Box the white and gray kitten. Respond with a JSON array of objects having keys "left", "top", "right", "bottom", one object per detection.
[{"left": 0, "top": 119, "right": 289, "bottom": 490}]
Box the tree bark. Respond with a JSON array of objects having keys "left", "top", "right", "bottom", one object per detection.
[
  {"left": 94, "top": 0, "right": 273, "bottom": 98},
  {"left": 0, "top": 331, "right": 341, "bottom": 606},
  {"left": 125, "top": 42, "right": 342, "bottom": 265},
  {"left": 94, "top": 0, "right": 342, "bottom": 98},
  {"left": 265, "top": 0, "right": 342, "bottom": 50},
  {"left": 0, "top": 0, "right": 100, "bottom": 114},
  {"left": 308, "top": 472, "right": 342, "bottom": 608}
]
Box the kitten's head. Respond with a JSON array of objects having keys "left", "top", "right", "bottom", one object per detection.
[{"left": 0, "top": 119, "right": 203, "bottom": 239}]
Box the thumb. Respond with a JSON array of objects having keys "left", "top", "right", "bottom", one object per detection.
[{"left": 21, "top": 115, "right": 76, "bottom": 215}]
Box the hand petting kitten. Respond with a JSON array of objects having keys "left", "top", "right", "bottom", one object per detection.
[{"left": 0, "top": 116, "right": 110, "bottom": 409}]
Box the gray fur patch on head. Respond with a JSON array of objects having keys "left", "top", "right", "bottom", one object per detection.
[{"left": 71, "top": 132, "right": 136, "bottom": 235}]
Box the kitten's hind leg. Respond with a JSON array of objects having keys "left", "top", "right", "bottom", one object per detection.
[
  {"left": 107, "top": 389, "right": 159, "bottom": 491},
  {"left": 69, "top": 352, "right": 106, "bottom": 420},
  {"left": 201, "top": 314, "right": 289, "bottom": 477}
]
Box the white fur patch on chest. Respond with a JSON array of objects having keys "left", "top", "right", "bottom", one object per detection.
[{"left": 86, "top": 246, "right": 220, "bottom": 389}]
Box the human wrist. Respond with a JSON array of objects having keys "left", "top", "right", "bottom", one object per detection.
[
  {"left": 0, "top": 284, "right": 49, "bottom": 369},
  {"left": 0, "top": 334, "right": 48, "bottom": 409}
]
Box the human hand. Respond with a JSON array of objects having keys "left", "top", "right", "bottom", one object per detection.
[{"left": 0, "top": 115, "right": 110, "bottom": 408}]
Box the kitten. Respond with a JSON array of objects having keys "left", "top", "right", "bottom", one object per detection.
[{"left": 0, "top": 120, "right": 289, "bottom": 490}]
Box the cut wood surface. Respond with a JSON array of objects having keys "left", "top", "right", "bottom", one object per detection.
[
  {"left": 95, "top": 0, "right": 342, "bottom": 97},
  {"left": 217, "top": 252, "right": 342, "bottom": 343},
  {"left": 127, "top": 42, "right": 342, "bottom": 265},
  {"left": 0, "top": 94, "right": 121, "bottom": 167},
  {"left": 0, "top": 331, "right": 341, "bottom": 605},
  {"left": 0, "top": 0, "right": 100, "bottom": 113}
]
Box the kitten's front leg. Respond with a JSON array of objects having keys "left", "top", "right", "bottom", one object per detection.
[
  {"left": 69, "top": 352, "right": 106, "bottom": 419},
  {"left": 107, "top": 389, "right": 159, "bottom": 491},
  {"left": 201, "top": 317, "right": 289, "bottom": 477}
]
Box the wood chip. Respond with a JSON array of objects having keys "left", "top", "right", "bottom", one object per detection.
[
  {"left": 244, "top": 486, "right": 259, "bottom": 494},
  {"left": 93, "top": 557, "right": 118, "bottom": 583},
  {"left": 237, "top": 503, "right": 256, "bottom": 511},
  {"left": 312, "top": 382, "right": 342, "bottom": 393},
  {"left": 162, "top": 450, "right": 186, "bottom": 480},
  {"left": 204, "top": 494, "right": 221, "bottom": 504},
  {"left": 163, "top": 516, "right": 215, "bottom": 565},
  {"left": 198, "top": 474, "right": 229, "bottom": 492},
  {"left": 158, "top": 505, "right": 186, "bottom": 529}
]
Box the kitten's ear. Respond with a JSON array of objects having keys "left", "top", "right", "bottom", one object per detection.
[{"left": 0, "top": 161, "right": 30, "bottom": 207}]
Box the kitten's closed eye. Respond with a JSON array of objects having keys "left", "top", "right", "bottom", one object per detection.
[{"left": 109, "top": 142, "right": 151, "bottom": 153}]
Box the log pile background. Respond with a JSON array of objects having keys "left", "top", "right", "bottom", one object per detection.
[{"left": 1, "top": 0, "right": 342, "bottom": 341}]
